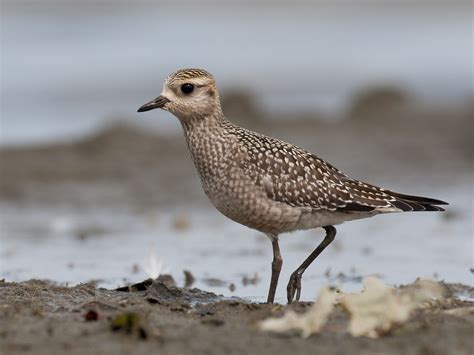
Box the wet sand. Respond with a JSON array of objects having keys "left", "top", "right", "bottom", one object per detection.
[{"left": 1, "top": 279, "right": 473, "bottom": 355}]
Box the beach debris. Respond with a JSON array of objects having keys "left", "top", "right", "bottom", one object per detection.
[
  {"left": 260, "top": 277, "right": 446, "bottom": 338},
  {"left": 333, "top": 272, "right": 363, "bottom": 283},
  {"left": 50, "top": 216, "right": 108, "bottom": 240},
  {"left": 443, "top": 283, "right": 474, "bottom": 301},
  {"left": 242, "top": 273, "right": 260, "bottom": 286},
  {"left": 50, "top": 216, "right": 76, "bottom": 234},
  {"left": 75, "top": 226, "right": 108, "bottom": 240},
  {"left": 324, "top": 268, "right": 331, "bottom": 278},
  {"left": 83, "top": 309, "right": 99, "bottom": 322},
  {"left": 203, "top": 277, "right": 227, "bottom": 287},
  {"left": 110, "top": 312, "right": 148, "bottom": 339},
  {"left": 229, "top": 283, "right": 236, "bottom": 292},
  {"left": 116, "top": 278, "right": 153, "bottom": 292},
  {"left": 184, "top": 270, "right": 195, "bottom": 288},
  {"left": 116, "top": 274, "right": 176, "bottom": 292},
  {"left": 157, "top": 274, "right": 176, "bottom": 287},
  {"left": 260, "top": 286, "right": 339, "bottom": 337},
  {"left": 172, "top": 215, "right": 191, "bottom": 231},
  {"left": 132, "top": 263, "right": 140, "bottom": 274},
  {"left": 143, "top": 247, "right": 170, "bottom": 279},
  {"left": 341, "top": 278, "right": 446, "bottom": 337}
]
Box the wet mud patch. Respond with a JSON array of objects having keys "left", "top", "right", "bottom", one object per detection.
[{"left": 0, "top": 279, "right": 473, "bottom": 355}]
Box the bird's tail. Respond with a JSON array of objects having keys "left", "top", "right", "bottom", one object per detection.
[{"left": 388, "top": 191, "right": 448, "bottom": 212}]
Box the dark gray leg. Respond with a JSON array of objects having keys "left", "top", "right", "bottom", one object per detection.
[
  {"left": 287, "top": 225, "right": 336, "bottom": 304},
  {"left": 267, "top": 236, "right": 282, "bottom": 304}
]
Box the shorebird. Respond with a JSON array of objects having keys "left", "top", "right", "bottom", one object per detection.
[{"left": 138, "top": 68, "right": 448, "bottom": 304}]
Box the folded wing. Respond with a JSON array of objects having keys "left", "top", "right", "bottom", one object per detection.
[{"left": 237, "top": 130, "right": 447, "bottom": 213}]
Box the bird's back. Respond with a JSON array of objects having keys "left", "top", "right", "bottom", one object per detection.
[{"left": 233, "top": 126, "right": 447, "bottom": 212}]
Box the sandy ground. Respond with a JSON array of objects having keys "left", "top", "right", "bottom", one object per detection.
[
  {"left": 0, "top": 98, "right": 473, "bottom": 354},
  {"left": 1, "top": 279, "right": 473, "bottom": 355}
]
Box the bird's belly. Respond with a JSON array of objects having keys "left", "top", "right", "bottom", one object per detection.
[
  {"left": 209, "top": 191, "right": 378, "bottom": 236},
  {"left": 201, "top": 178, "right": 302, "bottom": 235},
  {"left": 295, "top": 209, "right": 377, "bottom": 230}
]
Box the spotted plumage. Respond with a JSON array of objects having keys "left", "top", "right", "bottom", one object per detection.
[
  {"left": 232, "top": 125, "right": 445, "bottom": 213},
  {"left": 138, "top": 68, "right": 448, "bottom": 304}
]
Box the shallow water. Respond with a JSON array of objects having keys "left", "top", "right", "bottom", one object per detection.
[{"left": 1, "top": 181, "right": 471, "bottom": 303}]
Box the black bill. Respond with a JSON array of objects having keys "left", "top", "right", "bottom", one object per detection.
[{"left": 137, "top": 95, "right": 171, "bottom": 112}]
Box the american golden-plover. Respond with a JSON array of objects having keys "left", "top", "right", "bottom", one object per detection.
[{"left": 138, "top": 68, "right": 448, "bottom": 304}]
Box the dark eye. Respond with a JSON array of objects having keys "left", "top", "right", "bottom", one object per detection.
[{"left": 181, "top": 83, "right": 195, "bottom": 94}]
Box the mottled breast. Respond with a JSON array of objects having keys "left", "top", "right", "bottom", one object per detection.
[{"left": 185, "top": 124, "right": 302, "bottom": 235}]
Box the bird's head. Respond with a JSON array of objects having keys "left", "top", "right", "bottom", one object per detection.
[{"left": 137, "top": 68, "right": 222, "bottom": 122}]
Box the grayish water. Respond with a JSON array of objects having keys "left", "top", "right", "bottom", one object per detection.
[
  {"left": 1, "top": 0, "right": 472, "bottom": 146},
  {"left": 1, "top": 181, "right": 472, "bottom": 302}
]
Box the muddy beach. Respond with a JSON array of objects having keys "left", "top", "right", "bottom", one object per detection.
[{"left": 1, "top": 278, "right": 473, "bottom": 355}]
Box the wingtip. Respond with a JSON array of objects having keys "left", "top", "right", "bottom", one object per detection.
[
  {"left": 426, "top": 199, "right": 449, "bottom": 206},
  {"left": 389, "top": 192, "right": 449, "bottom": 207}
]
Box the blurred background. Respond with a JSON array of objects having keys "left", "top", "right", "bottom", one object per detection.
[{"left": 1, "top": 0, "right": 472, "bottom": 302}]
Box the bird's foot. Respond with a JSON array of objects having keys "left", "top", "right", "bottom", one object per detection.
[{"left": 286, "top": 270, "right": 302, "bottom": 304}]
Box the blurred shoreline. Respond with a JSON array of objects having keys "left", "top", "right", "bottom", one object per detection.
[{"left": 2, "top": 0, "right": 471, "bottom": 145}]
